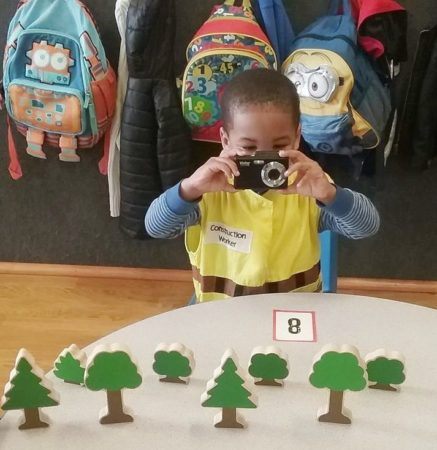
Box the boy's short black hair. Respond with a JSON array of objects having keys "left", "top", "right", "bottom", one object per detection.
[{"left": 220, "top": 68, "right": 300, "bottom": 130}]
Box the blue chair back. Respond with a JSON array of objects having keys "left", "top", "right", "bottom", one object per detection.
[{"left": 320, "top": 230, "right": 338, "bottom": 293}]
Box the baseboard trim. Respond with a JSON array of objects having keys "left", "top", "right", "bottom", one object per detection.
[
  {"left": 0, "top": 262, "right": 192, "bottom": 282},
  {"left": 0, "top": 262, "right": 436, "bottom": 294}
]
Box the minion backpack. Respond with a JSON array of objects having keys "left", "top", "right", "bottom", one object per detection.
[
  {"left": 2, "top": 0, "right": 116, "bottom": 179},
  {"left": 281, "top": 0, "right": 391, "bottom": 155}
]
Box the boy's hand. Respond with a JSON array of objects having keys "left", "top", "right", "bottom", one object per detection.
[
  {"left": 219, "top": 147, "right": 255, "bottom": 159},
  {"left": 278, "top": 149, "right": 336, "bottom": 205},
  {"left": 180, "top": 157, "right": 239, "bottom": 201}
]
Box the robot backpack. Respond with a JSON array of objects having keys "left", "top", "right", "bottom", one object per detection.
[
  {"left": 182, "top": 0, "right": 277, "bottom": 143},
  {"left": 2, "top": 0, "right": 116, "bottom": 179},
  {"left": 282, "top": 0, "right": 391, "bottom": 155}
]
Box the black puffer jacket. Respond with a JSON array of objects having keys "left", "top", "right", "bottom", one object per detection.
[
  {"left": 120, "top": 0, "right": 192, "bottom": 239},
  {"left": 398, "top": 26, "right": 437, "bottom": 170}
]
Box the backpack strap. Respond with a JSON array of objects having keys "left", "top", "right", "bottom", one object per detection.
[
  {"left": 98, "top": 127, "right": 111, "bottom": 176},
  {"left": 7, "top": 116, "right": 23, "bottom": 180},
  {"left": 328, "top": 0, "right": 352, "bottom": 16},
  {"left": 224, "top": 0, "right": 252, "bottom": 8}
]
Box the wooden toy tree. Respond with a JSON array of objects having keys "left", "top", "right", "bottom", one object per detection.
[
  {"left": 54, "top": 344, "right": 87, "bottom": 385},
  {"left": 248, "top": 346, "right": 289, "bottom": 386},
  {"left": 1, "top": 349, "right": 60, "bottom": 430},
  {"left": 153, "top": 343, "right": 195, "bottom": 384},
  {"left": 309, "top": 344, "right": 367, "bottom": 424},
  {"left": 365, "top": 349, "right": 406, "bottom": 392},
  {"left": 201, "top": 349, "right": 257, "bottom": 429},
  {"left": 85, "top": 344, "right": 142, "bottom": 424}
]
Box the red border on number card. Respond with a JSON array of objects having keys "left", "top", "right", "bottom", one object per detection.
[{"left": 272, "top": 309, "right": 317, "bottom": 342}]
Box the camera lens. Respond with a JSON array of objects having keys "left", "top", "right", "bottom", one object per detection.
[{"left": 261, "top": 162, "right": 286, "bottom": 188}]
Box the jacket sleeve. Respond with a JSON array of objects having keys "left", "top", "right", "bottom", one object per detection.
[
  {"left": 318, "top": 187, "right": 380, "bottom": 239},
  {"left": 145, "top": 182, "right": 200, "bottom": 239},
  {"left": 154, "top": 0, "right": 192, "bottom": 190},
  {"left": 154, "top": 79, "right": 193, "bottom": 190}
]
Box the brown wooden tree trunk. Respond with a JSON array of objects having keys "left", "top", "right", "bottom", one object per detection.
[
  {"left": 255, "top": 378, "right": 282, "bottom": 386},
  {"left": 19, "top": 408, "right": 49, "bottom": 430},
  {"left": 100, "top": 390, "right": 133, "bottom": 425},
  {"left": 215, "top": 408, "right": 244, "bottom": 428},
  {"left": 318, "top": 390, "right": 351, "bottom": 424},
  {"left": 369, "top": 382, "right": 397, "bottom": 392},
  {"left": 160, "top": 376, "right": 186, "bottom": 384}
]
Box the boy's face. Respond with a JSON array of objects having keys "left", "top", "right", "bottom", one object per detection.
[{"left": 220, "top": 105, "right": 301, "bottom": 153}]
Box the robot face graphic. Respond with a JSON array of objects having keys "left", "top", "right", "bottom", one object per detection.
[
  {"left": 285, "top": 63, "right": 339, "bottom": 104},
  {"left": 26, "top": 41, "right": 74, "bottom": 85}
]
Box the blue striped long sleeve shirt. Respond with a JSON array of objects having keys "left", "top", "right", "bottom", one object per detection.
[{"left": 145, "top": 182, "right": 380, "bottom": 240}]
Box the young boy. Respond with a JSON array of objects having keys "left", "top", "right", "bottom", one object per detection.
[{"left": 145, "top": 69, "right": 379, "bottom": 302}]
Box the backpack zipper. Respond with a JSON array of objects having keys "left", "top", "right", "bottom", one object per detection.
[
  {"left": 187, "top": 32, "right": 276, "bottom": 67},
  {"left": 293, "top": 33, "right": 357, "bottom": 52},
  {"left": 6, "top": 28, "right": 93, "bottom": 113},
  {"left": 7, "top": 78, "right": 86, "bottom": 135}
]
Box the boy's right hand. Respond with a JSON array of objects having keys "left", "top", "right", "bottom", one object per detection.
[{"left": 180, "top": 156, "right": 239, "bottom": 202}]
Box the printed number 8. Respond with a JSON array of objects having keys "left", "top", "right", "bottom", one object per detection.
[
  {"left": 288, "top": 318, "right": 301, "bottom": 334},
  {"left": 194, "top": 101, "right": 205, "bottom": 114}
]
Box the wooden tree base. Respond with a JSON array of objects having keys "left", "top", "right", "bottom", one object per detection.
[
  {"left": 255, "top": 378, "right": 282, "bottom": 387},
  {"left": 317, "top": 391, "right": 352, "bottom": 425},
  {"left": 214, "top": 408, "right": 246, "bottom": 429},
  {"left": 369, "top": 383, "right": 398, "bottom": 392},
  {"left": 99, "top": 390, "right": 134, "bottom": 425},
  {"left": 159, "top": 376, "right": 186, "bottom": 384},
  {"left": 99, "top": 412, "right": 133, "bottom": 425},
  {"left": 19, "top": 409, "right": 49, "bottom": 430}
]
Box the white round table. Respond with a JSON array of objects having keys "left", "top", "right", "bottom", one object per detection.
[{"left": 2, "top": 293, "right": 437, "bottom": 449}]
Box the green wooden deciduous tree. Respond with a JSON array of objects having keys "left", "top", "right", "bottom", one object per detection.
[
  {"left": 153, "top": 343, "right": 195, "bottom": 384},
  {"left": 85, "top": 344, "right": 142, "bottom": 424},
  {"left": 309, "top": 344, "right": 367, "bottom": 424},
  {"left": 54, "top": 344, "right": 86, "bottom": 385},
  {"left": 1, "top": 349, "right": 59, "bottom": 430},
  {"left": 366, "top": 350, "right": 406, "bottom": 391},
  {"left": 248, "top": 347, "right": 289, "bottom": 386},
  {"left": 201, "top": 349, "right": 257, "bottom": 428}
]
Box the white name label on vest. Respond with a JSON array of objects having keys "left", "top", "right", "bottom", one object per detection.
[{"left": 205, "top": 222, "right": 253, "bottom": 254}]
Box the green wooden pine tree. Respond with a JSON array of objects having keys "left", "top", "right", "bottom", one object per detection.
[
  {"left": 54, "top": 344, "right": 86, "bottom": 385},
  {"left": 85, "top": 344, "right": 142, "bottom": 424},
  {"left": 1, "top": 349, "right": 59, "bottom": 430},
  {"left": 201, "top": 349, "right": 257, "bottom": 428}
]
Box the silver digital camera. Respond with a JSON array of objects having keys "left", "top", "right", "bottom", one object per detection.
[{"left": 235, "top": 152, "right": 289, "bottom": 190}]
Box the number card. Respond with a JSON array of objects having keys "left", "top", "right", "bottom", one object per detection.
[{"left": 273, "top": 310, "right": 317, "bottom": 342}]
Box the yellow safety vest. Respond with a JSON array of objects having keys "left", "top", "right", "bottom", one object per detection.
[{"left": 185, "top": 189, "right": 321, "bottom": 302}]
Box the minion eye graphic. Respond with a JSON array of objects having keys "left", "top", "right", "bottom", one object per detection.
[
  {"left": 308, "top": 73, "right": 330, "bottom": 99},
  {"left": 286, "top": 63, "right": 339, "bottom": 104}
]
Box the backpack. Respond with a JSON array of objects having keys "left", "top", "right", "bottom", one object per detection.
[
  {"left": 182, "top": 0, "right": 277, "bottom": 143},
  {"left": 281, "top": 0, "right": 391, "bottom": 155},
  {"left": 2, "top": 0, "right": 116, "bottom": 179}
]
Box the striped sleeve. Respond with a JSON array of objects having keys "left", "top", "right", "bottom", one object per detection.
[
  {"left": 145, "top": 182, "right": 200, "bottom": 239},
  {"left": 318, "top": 186, "right": 380, "bottom": 239}
]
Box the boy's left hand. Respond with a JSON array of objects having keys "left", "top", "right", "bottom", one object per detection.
[{"left": 278, "top": 149, "right": 336, "bottom": 205}]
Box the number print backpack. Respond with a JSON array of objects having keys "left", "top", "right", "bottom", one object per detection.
[
  {"left": 282, "top": 0, "right": 391, "bottom": 155},
  {"left": 2, "top": 0, "right": 116, "bottom": 179},
  {"left": 182, "top": 0, "right": 277, "bottom": 143}
]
